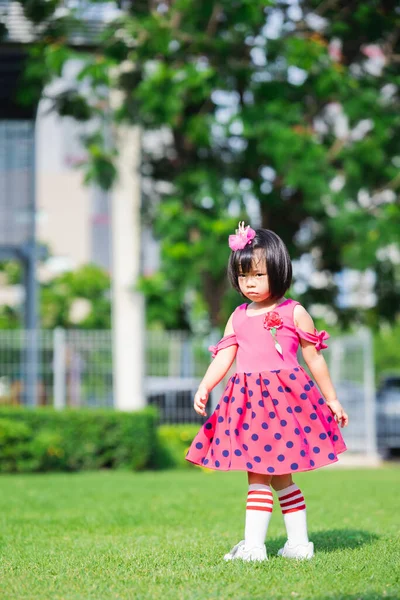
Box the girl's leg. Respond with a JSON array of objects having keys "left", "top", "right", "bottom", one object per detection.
[
  {"left": 244, "top": 472, "right": 274, "bottom": 549},
  {"left": 271, "top": 475, "right": 311, "bottom": 548}
]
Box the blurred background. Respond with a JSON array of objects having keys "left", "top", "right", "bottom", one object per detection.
[{"left": 0, "top": 0, "right": 399, "bottom": 465}]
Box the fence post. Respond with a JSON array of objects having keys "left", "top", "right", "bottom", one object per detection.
[
  {"left": 53, "top": 327, "right": 66, "bottom": 410},
  {"left": 362, "top": 328, "right": 378, "bottom": 457}
]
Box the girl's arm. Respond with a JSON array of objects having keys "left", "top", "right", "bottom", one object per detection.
[
  {"left": 193, "top": 313, "right": 238, "bottom": 417},
  {"left": 294, "top": 304, "right": 349, "bottom": 428}
]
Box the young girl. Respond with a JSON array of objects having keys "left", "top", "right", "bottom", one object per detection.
[{"left": 186, "top": 223, "right": 348, "bottom": 562}]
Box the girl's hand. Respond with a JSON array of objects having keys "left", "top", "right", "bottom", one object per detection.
[
  {"left": 194, "top": 385, "right": 209, "bottom": 417},
  {"left": 326, "top": 398, "right": 349, "bottom": 428}
]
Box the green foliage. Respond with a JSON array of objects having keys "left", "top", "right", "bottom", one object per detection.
[
  {"left": 149, "top": 424, "right": 200, "bottom": 470},
  {"left": 40, "top": 264, "right": 111, "bottom": 329},
  {"left": 14, "top": 1, "right": 400, "bottom": 331},
  {"left": 0, "top": 407, "right": 158, "bottom": 473}
]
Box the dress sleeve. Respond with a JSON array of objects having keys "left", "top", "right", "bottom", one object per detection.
[
  {"left": 208, "top": 333, "right": 238, "bottom": 359},
  {"left": 296, "top": 327, "right": 330, "bottom": 351}
]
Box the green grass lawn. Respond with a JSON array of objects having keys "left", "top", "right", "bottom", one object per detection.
[{"left": 0, "top": 467, "right": 399, "bottom": 600}]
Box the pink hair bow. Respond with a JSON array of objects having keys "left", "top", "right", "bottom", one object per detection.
[{"left": 228, "top": 221, "right": 256, "bottom": 251}]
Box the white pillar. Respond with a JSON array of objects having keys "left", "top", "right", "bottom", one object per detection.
[{"left": 111, "top": 125, "right": 145, "bottom": 411}]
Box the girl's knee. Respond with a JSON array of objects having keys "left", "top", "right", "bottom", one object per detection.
[
  {"left": 270, "top": 474, "right": 293, "bottom": 491},
  {"left": 247, "top": 471, "right": 272, "bottom": 486}
]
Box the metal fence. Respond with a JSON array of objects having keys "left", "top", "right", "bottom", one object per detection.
[{"left": 0, "top": 327, "right": 385, "bottom": 456}]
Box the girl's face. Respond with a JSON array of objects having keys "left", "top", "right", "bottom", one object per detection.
[{"left": 238, "top": 249, "right": 270, "bottom": 301}]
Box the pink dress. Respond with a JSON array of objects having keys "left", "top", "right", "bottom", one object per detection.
[{"left": 185, "top": 298, "right": 347, "bottom": 474}]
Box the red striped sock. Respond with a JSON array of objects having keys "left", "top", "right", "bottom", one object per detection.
[
  {"left": 244, "top": 484, "right": 274, "bottom": 549},
  {"left": 277, "top": 484, "right": 309, "bottom": 546}
]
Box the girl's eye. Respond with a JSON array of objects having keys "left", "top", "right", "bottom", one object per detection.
[{"left": 257, "top": 273, "right": 266, "bottom": 277}]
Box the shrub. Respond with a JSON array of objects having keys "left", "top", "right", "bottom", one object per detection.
[{"left": 0, "top": 407, "right": 158, "bottom": 473}]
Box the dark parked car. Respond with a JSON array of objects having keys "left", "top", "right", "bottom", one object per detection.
[{"left": 377, "top": 375, "right": 400, "bottom": 457}]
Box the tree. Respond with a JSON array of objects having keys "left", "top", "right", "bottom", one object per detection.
[{"left": 11, "top": 0, "right": 400, "bottom": 330}]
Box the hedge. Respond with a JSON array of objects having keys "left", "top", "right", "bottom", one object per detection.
[{"left": 0, "top": 407, "right": 158, "bottom": 473}]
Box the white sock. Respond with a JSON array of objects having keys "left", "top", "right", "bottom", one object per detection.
[
  {"left": 244, "top": 483, "right": 274, "bottom": 549},
  {"left": 277, "top": 483, "right": 309, "bottom": 546}
]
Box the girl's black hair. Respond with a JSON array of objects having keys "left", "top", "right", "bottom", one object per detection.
[{"left": 227, "top": 229, "right": 292, "bottom": 299}]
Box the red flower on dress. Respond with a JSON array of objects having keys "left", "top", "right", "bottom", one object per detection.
[
  {"left": 263, "top": 311, "right": 284, "bottom": 357},
  {"left": 263, "top": 311, "right": 283, "bottom": 330}
]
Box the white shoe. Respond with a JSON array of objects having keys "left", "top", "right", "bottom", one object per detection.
[
  {"left": 224, "top": 540, "right": 267, "bottom": 562},
  {"left": 277, "top": 541, "right": 314, "bottom": 559}
]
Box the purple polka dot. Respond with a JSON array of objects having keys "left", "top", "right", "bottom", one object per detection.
[
  {"left": 196, "top": 442, "right": 203, "bottom": 449},
  {"left": 235, "top": 449, "right": 242, "bottom": 456},
  {"left": 243, "top": 423, "right": 250, "bottom": 430},
  {"left": 201, "top": 457, "right": 205, "bottom": 464},
  {"left": 262, "top": 422, "right": 268, "bottom": 430},
  {"left": 218, "top": 416, "right": 224, "bottom": 423},
  {"left": 211, "top": 449, "right": 214, "bottom": 456},
  {"left": 251, "top": 434, "right": 259, "bottom": 441},
  {"left": 304, "top": 438, "right": 309, "bottom": 445},
  {"left": 228, "top": 417, "right": 232, "bottom": 424},
  {"left": 328, "top": 431, "right": 332, "bottom": 437},
  {"left": 327, "top": 416, "right": 333, "bottom": 423},
  {"left": 248, "top": 390, "right": 254, "bottom": 397},
  {"left": 278, "top": 454, "right": 285, "bottom": 462},
  {"left": 231, "top": 397, "right": 236, "bottom": 403},
  {"left": 204, "top": 458, "right": 209, "bottom": 465},
  {"left": 294, "top": 367, "right": 299, "bottom": 372},
  {"left": 287, "top": 406, "right": 293, "bottom": 413},
  {"left": 278, "top": 386, "right": 284, "bottom": 393},
  {"left": 333, "top": 435, "right": 339, "bottom": 441},
  {"left": 300, "top": 393, "right": 308, "bottom": 400},
  {"left": 215, "top": 404, "right": 220, "bottom": 410},
  {"left": 310, "top": 459, "right": 315, "bottom": 467},
  {"left": 237, "top": 408, "right": 243, "bottom": 415},
  {"left": 216, "top": 438, "right": 220, "bottom": 445},
  {"left": 215, "top": 460, "right": 220, "bottom": 467},
  {"left": 310, "top": 413, "right": 317, "bottom": 420},
  {"left": 205, "top": 423, "right": 212, "bottom": 430},
  {"left": 246, "top": 402, "right": 252, "bottom": 409},
  {"left": 280, "top": 419, "right": 287, "bottom": 426},
  {"left": 247, "top": 462, "right": 253, "bottom": 469},
  {"left": 231, "top": 376, "right": 235, "bottom": 382},
  {"left": 263, "top": 379, "right": 270, "bottom": 385},
  {"left": 223, "top": 396, "right": 229, "bottom": 403},
  {"left": 300, "top": 450, "right": 306, "bottom": 457},
  {"left": 258, "top": 400, "right": 264, "bottom": 408},
  {"left": 256, "top": 378, "right": 261, "bottom": 385},
  {"left": 240, "top": 387, "right": 246, "bottom": 393},
  {"left": 328, "top": 453, "right": 335, "bottom": 460},
  {"left": 313, "top": 446, "right": 320, "bottom": 454},
  {"left": 234, "top": 428, "right": 239, "bottom": 436},
  {"left": 243, "top": 444, "right": 248, "bottom": 451},
  {"left": 289, "top": 373, "right": 296, "bottom": 380},
  {"left": 251, "top": 411, "right": 256, "bottom": 419},
  {"left": 254, "top": 456, "right": 261, "bottom": 463},
  {"left": 246, "top": 373, "right": 252, "bottom": 376},
  {"left": 286, "top": 441, "right": 294, "bottom": 448},
  {"left": 318, "top": 398, "right": 325, "bottom": 405},
  {"left": 273, "top": 399, "right": 279, "bottom": 406},
  {"left": 304, "top": 384, "right": 311, "bottom": 391},
  {"left": 319, "top": 433, "right": 327, "bottom": 440},
  {"left": 264, "top": 445, "right": 272, "bottom": 452},
  {"left": 304, "top": 426, "right": 311, "bottom": 433},
  {"left": 225, "top": 430, "right": 230, "bottom": 436},
  {"left": 269, "top": 412, "right": 276, "bottom": 419},
  {"left": 262, "top": 390, "right": 269, "bottom": 398},
  {"left": 274, "top": 433, "right": 282, "bottom": 440},
  {"left": 291, "top": 463, "right": 299, "bottom": 470},
  {"left": 294, "top": 406, "right": 302, "bottom": 413},
  {"left": 222, "top": 450, "right": 229, "bottom": 457},
  {"left": 285, "top": 387, "right": 292, "bottom": 393},
  {"left": 267, "top": 466, "right": 275, "bottom": 473},
  {"left": 235, "top": 378, "right": 240, "bottom": 384},
  {"left": 313, "top": 404, "right": 317, "bottom": 410},
  {"left": 294, "top": 428, "right": 300, "bottom": 435},
  {"left": 309, "top": 381, "right": 315, "bottom": 387}
]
